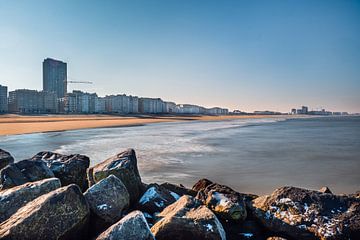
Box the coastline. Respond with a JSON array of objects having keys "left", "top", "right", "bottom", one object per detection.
[{"left": 0, "top": 114, "right": 297, "bottom": 136}]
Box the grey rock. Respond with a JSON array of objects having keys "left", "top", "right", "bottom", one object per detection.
[
  {"left": 0, "top": 184, "right": 90, "bottom": 240},
  {"left": 84, "top": 174, "right": 130, "bottom": 224},
  {"left": 0, "top": 159, "right": 54, "bottom": 190},
  {"left": 0, "top": 177, "right": 61, "bottom": 223},
  {"left": 319, "top": 186, "right": 333, "bottom": 194},
  {"left": 32, "top": 151, "right": 90, "bottom": 192},
  {"left": 138, "top": 183, "right": 180, "bottom": 214},
  {"left": 195, "top": 180, "right": 251, "bottom": 222},
  {"left": 96, "top": 210, "right": 154, "bottom": 240},
  {"left": 251, "top": 186, "right": 360, "bottom": 240},
  {"left": 0, "top": 149, "right": 14, "bottom": 170},
  {"left": 151, "top": 195, "right": 227, "bottom": 240},
  {"left": 87, "top": 149, "right": 142, "bottom": 204}
]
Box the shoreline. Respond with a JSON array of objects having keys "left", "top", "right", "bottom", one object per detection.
[{"left": 0, "top": 114, "right": 297, "bottom": 136}]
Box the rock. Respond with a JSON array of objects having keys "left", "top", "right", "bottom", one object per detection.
[
  {"left": 195, "top": 180, "right": 251, "bottom": 222},
  {"left": 32, "top": 151, "right": 90, "bottom": 191},
  {"left": 84, "top": 175, "right": 129, "bottom": 235},
  {"left": 319, "top": 186, "right": 333, "bottom": 194},
  {"left": 266, "top": 237, "right": 288, "bottom": 240},
  {"left": 151, "top": 195, "right": 227, "bottom": 240},
  {"left": 222, "top": 219, "right": 267, "bottom": 240},
  {"left": 251, "top": 186, "right": 360, "bottom": 240},
  {"left": 0, "top": 177, "right": 61, "bottom": 223},
  {"left": 193, "top": 178, "right": 258, "bottom": 205},
  {"left": 0, "top": 149, "right": 14, "bottom": 170},
  {"left": 0, "top": 184, "right": 90, "bottom": 240},
  {"left": 138, "top": 183, "right": 180, "bottom": 214},
  {"left": 349, "top": 191, "right": 360, "bottom": 199},
  {"left": 87, "top": 149, "right": 142, "bottom": 204},
  {"left": 192, "top": 178, "right": 214, "bottom": 192},
  {"left": 96, "top": 210, "right": 154, "bottom": 240},
  {"left": 161, "top": 182, "right": 197, "bottom": 197},
  {"left": 0, "top": 159, "right": 54, "bottom": 190}
]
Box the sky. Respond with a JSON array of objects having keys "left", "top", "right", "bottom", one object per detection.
[{"left": 0, "top": 0, "right": 359, "bottom": 112}]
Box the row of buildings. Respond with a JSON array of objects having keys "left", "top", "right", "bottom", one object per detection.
[
  {"left": 62, "top": 91, "right": 228, "bottom": 115},
  {"left": 0, "top": 58, "right": 229, "bottom": 115},
  {"left": 0, "top": 87, "right": 229, "bottom": 115},
  {"left": 290, "top": 106, "right": 349, "bottom": 116}
]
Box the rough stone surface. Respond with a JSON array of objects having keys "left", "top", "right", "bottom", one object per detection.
[
  {"left": 87, "top": 149, "right": 142, "bottom": 204},
  {"left": 138, "top": 183, "right": 180, "bottom": 214},
  {"left": 252, "top": 186, "right": 360, "bottom": 240},
  {"left": 222, "top": 219, "right": 268, "bottom": 240},
  {"left": 0, "top": 184, "right": 90, "bottom": 240},
  {"left": 192, "top": 178, "right": 214, "bottom": 192},
  {"left": 195, "top": 180, "right": 253, "bottom": 222},
  {"left": 0, "top": 159, "right": 54, "bottom": 190},
  {"left": 0, "top": 149, "right": 14, "bottom": 171},
  {"left": 32, "top": 151, "right": 90, "bottom": 192},
  {"left": 319, "top": 186, "right": 333, "bottom": 194},
  {"left": 84, "top": 174, "right": 129, "bottom": 224},
  {"left": 266, "top": 237, "right": 288, "bottom": 240},
  {"left": 0, "top": 177, "right": 61, "bottom": 223},
  {"left": 161, "top": 182, "right": 197, "bottom": 197},
  {"left": 266, "top": 236, "right": 287, "bottom": 240},
  {"left": 151, "top": 195, "right": 227, "bottom": 240},
  {"left": 96, "top": 210, "right": 154, "bottom": 240}
]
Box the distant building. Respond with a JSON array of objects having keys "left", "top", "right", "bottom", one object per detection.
[
  {"left": 206, "top": 107, "right": 229, "bottom": 115},
  {"left": 254, "top": 110, "right": 281, "bottom": 115},
  {"left": 129, "top": 96, "right": 139, "bottom": 113},
  {"left": 177, "top": 104, "right": 202, "bottom": 114},
  {"left": 64, "top": 90, "right": 97, "bottom": 113},
  {"left": 94, "top": 97, "right": 106, "bottom": 113},
  {"left": 164, "top": 101, "right": 177, "bottom": 113},
  {"left": 139, "top": 98, "right": 164, "bottom": 114},
  {"left": 43, "top": 58, "right": 67, "bottom": 98},
  {"left": 291, "top": 108, "right": 296, "bottom": 115},
  {"left": 0, "top": 85, "right": 8, "bottom": 113},
  {"left": 301, "top": 106, "right": 308, "bottom": 114},
  {"left": 8, "top": 89, "right": 57, "bottom": 113}
]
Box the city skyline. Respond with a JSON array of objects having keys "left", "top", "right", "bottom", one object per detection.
[{"left": 1, "top": 1, "right": 360, "bottom": 112}]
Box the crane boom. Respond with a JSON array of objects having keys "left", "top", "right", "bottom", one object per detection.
[{"left": 65, "top": 80, "right": 93, "bottom": 84}]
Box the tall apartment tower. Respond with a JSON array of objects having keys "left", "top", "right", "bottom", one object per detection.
[
  {"left": 0, "top": 84, "right": 8, "bottom": 113},
  {"left": 43, "top": 58, "right": 67, "bottom": 98}
]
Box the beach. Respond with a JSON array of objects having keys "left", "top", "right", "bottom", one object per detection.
[{"left": 0, "top": 114, "right": 287, "bottom": 136}]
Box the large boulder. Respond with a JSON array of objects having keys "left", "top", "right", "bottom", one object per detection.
[
  {"left": 0, "top": 177, "right": 61, "bottom": 223},
  {"left": 96, "top": 210, "right": 154, "bottom": 240},
  {"left": 87, "top": 149, "right": 142, "bottom": 204},
  {"left": 0, "top": 184, "right": 90, "bottom": 240},
  {"left": 0, "top": 149, "right": 14, "bottom": 170},
  {"left": 251, "top": 186, "right": 360, "bottom": 240},
  {"left": 194, "top": 179, "right": 252, "bottom": 222},
  {"left": 0, "top": 159, "right": 54, "bottom": 190},
  {"left": 138, "top": 183, "right": 180, "bottom": 214},
  {"left": 84, "top": 175, "right": 130, "bottom": 235},
  {"left": 151, "top": 195, "right": 227, "bottom": 240},
  {"left": 32, "top": 151, "right": 90, "bottom": 192}
]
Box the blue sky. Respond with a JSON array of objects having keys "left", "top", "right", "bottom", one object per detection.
[{"left": 0, "top": 0, "right": 359, "bottom": 112}]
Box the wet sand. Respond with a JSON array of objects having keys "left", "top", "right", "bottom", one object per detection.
[{"left": 0, "top": 114, "right": 287, "bottom": 136}]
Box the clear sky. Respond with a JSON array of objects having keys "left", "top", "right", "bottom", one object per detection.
[{"left": 0, "top": 0, "right": 359, "bottom": 112}]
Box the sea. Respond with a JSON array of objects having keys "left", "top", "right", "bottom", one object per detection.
[{"left": 1, "top": 116, "right": 359, "bottom": 195}]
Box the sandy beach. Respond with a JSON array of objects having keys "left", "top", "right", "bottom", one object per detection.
[{"left": 0, "top": 114, "right": 287, "bottom": 136}]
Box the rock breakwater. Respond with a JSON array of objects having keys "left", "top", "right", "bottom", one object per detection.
[{"left": 0, "top": 148, "right": 359, "bottom": 240}]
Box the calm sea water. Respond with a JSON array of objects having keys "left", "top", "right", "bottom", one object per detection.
[{"left": 1, "top": 116, "right": 359, "bottom": 195}]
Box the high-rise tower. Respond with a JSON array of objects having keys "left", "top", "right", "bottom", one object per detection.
[{"left": 43, "top": 58, "right": 67, "bottom": 98}]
